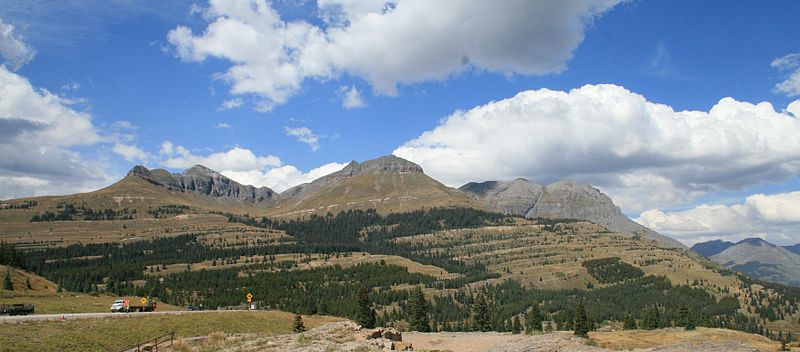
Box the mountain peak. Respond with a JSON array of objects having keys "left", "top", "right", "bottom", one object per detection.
[
  {"left": 737, "top": 237, "right": 771, "bottom": 247},
  {"left": 339, "top": 155, "right": 423, "bottom": 176},
  {"left": 123, "top": 164, "right": 274, "bottom": 203}
]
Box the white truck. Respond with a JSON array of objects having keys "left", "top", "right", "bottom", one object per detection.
[{"left": 111, "top": 297, "right": 157, "bottom": 313}]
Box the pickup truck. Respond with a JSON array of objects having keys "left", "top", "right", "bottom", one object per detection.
[{"left": 111, "top": 297, "right": 157, "bottom": 313}]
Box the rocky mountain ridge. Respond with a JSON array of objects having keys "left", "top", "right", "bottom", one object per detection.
[
  {"left": 459, "top": 178, "right": 685, "bottom": 249},
  {"left": 127, "top": 164, "right": 276, "bottom": 203}
]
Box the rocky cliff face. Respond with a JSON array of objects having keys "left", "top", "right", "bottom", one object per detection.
[
  {"left": 709, "top": 238, "right": 800, "bottom": 287},
  {"left": 460, "top": 178, "right": 685, "bottom": 249},
  {"left": 127, "top": 165, "right": 275, "bottom": 203}
]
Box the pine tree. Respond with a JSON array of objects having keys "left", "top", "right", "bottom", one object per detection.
[
  {"left": 409, "top": 286, "right": 431, "bottom": 332},
  {"left": 526, "top": 303, "right": 545, "bottom": 333},
  {"left": 293, "top": 314, "right": 306, "bottom": 333},
  {"left": 623, "top": 314, "right": 637, "bottom": 330},
  {"left": 512, "top": 316, "right": 521, "bottom": 334},
  {"left": 574, "top": 301, "right": 589, "bottom": 338},
  {"left": 355, "top": 287, "right": 376, "bottom": 328},
  {"left": 677, "top": 303, "right": 689, "bottom": 327},
  {"left": 3, "top": 270, "right": 12, "bottom": 291},
  {"left": 471, "top": 295, "right": 492, "bottom": 332},
  {"left": 685, "top": 315, "right": 696, "bottom": 331}
]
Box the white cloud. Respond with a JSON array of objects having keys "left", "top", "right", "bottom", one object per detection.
[
  {"left": 168, "top": 0, "right": 621, "bottom": 109},
  {"left": 285, "top": 126, "right": 320, "bottom": 151},
  {"left": 0, "top": 65, "right": 114, "bottom": 199},
  {"left": 0, "top": 19, "right": 35, "bottom": 70},
  {"left": 636, "top": 191, "right": 800, "bottom": 246},
  {"left": 394, "top": 84, "right": 800, "bottom": 212},
  {"left": 772, "top": 53, "right": 800, "bottom": 97},
  {"left": 113, "top": 143, "right": 149, "bottom": 163},
  {"left": 220, "top": 98, "right": 243, "bottom": 110},
  {"left": 216, "top": 122, "right": 232, "bottom": 129},
  {"left": 160, "top": 141, "right": 281, "bottom": 171},
  {"left": 223, "top": 162, "right": 347, "bottom": 192},
  {"left": 156, "top": 141, "right": 345, "bottom": 192},
  {"left": 339, "top": 85, "right": 365, "bottom": 109}
]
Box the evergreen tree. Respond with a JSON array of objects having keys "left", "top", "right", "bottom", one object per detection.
[
  {"left": 355, "top": 287, "right": 376, "bottom": 328},
  {"left": 574, "top": 301, "right": 589, "bottom": 338},
  {"left": 471, "top": 295, "right": 492, "bottom": 332},
  {"left": 3, "top": 270, "right": 12, "bottom": 291},
  {"left": 623, "top": 314, "right": 637, "bottom": 330},
  {"left": 677, "top": 303, "right": 689, "bottom": 327},
  {"left": 526, "top": 303, "right": 545, "bottom": 333},
  {"left": 512, "top": 316, "right": 521, "bottom": 334},
  {"left": 409, "top": 286, "right": 431, "bottom": 332},
  {"left": 685, "top": 311, "right": 696, "bottom": 331},
  {"left": 293, "top": 314, "right": 306, "bottom": 333}
]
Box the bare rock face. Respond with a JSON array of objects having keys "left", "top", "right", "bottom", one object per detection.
[
  {"left": 460, "top": 179, "right": 685, "bottom": 249},
  {"left": 126, "top": 165, "right": 275, "bottom": 203}
]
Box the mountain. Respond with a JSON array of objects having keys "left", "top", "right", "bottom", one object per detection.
[
  {"left": 459, "top": 178, "right": 685, "bottom": 248},
  {"left": 691, "top": 239, "right": 735, "bottom": 257},
  {"left": 707, "top": 238, "right": 800, "bottom": 287},
  {"left": 782, "top": 243, "right": 800, "bottom": 255},
  {"left": 268, "top": 155, "right": 481, "bottom": 217},
  {"left": 128, "top": 164, "right": 276, "bottom": 203}
]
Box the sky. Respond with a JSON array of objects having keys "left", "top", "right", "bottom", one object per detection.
[{"left": 1, "top": 0, "right": 799, "bottom": 246}]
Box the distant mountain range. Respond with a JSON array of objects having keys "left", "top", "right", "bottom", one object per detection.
[
  {"left": 692, "top": 238, "right": 800, "bottom": 287},
  {"left": 5, "top": 155, "right": 683, "bottom": 249}
]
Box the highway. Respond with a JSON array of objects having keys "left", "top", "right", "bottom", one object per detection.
[{"left": 0, "top": 309, "right": 251, "bottom": 323}]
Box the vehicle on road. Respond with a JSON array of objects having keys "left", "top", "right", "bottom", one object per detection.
[
  {"left": 0, "top": 304, "right": 35, "bottom": 316},
  {"left": 111, "top": 297, "right": 157, "bottom": 313}
]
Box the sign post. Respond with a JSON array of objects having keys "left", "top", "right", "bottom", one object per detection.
[{"left": 246, "top": 292, "right": 253, "bottom": 310}]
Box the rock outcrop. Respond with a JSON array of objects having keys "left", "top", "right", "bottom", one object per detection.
[
  {"left": 460, "top": 178, "right": 685, "bottom": 249},
  {"left": 127, "top": 165, "right": 275, "bottom": 203}
]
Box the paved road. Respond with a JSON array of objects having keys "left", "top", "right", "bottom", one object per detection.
[{"left": 0, "top": 309, "right": 251, "bottom": 323}]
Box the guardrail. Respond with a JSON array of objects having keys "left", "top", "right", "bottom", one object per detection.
[{"left": 120, "top": 331, "right": 174, "bottom": 352}]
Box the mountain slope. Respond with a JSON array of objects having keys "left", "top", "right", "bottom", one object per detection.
[
  {"left": 691, "top": 239, "right": 736, "bottom": 257},
  {"left": 128, "top": 165, "right": 275, "bottom": 203},
  {"left": 709, "top": 238, "right": 800, "bottom": 287},
  {"left": 782, "top": 243, "right": 800, "bottom": 255},
  {"left": 269, "top": 155, "right": 482, "bottom": 217},
  {"left": 460, "top": 178, "right": 685, "bottom": 248}
]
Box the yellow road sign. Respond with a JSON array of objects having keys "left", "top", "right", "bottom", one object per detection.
[
  {"left": 140, "top": 297, "right": 148, "bottom": 305},
  {"left": 246, "top": 292, "right": 253, "bottom": 303}
]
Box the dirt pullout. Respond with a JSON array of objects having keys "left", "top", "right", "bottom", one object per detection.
[
  {"left": 206, "top": 322, "right": 761, "bottom": 352},
  {"left": 404, "top": 331, "right": 758, "bottom": 352}
]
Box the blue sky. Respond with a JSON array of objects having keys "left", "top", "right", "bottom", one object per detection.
[{"left": 1, "top": 0, "right": 799, "bottom": 245}]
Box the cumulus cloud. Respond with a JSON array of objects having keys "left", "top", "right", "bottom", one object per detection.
[
  {"left": 285, "top": 126, "right": 320, "bottom": 151},
  {"left": 0, "top": 65, "right": 113, "bottom": 199},
  {"left": 157, "top": 140, "right": 346, "bottom": 192},
  {"left": 394, "top": 84, "right": 800, "bottom": 211},
  {"left": 0, "top": 19, "right": 35, "bottom": 70},
  {"left": 772, "top": 53, "right": 800, "bottom": 97},
  {"left": 160, "top": 141, "right": 281, "bottom": 171},
  {"left": 167, "top": 0, "right": 621, "bottom": 109},
  {"left": 339, "top": 85, "right": 365, "bottom": 109},
  {"left": 224, "top": 162, "right": 348, "bottom": 192},
  {"left": 113, "top": 143, "right": 149, "bottom": 163},
  {"left": 636, "top": 191, "right": 800, "bottom": 246}
]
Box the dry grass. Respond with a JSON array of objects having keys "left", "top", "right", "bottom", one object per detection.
[
  {"left": 592, "top": 327, "right": 783, "bottom": 352},
  {"left": 0, "top": 310, "right": 341, "bottom": 352}
]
